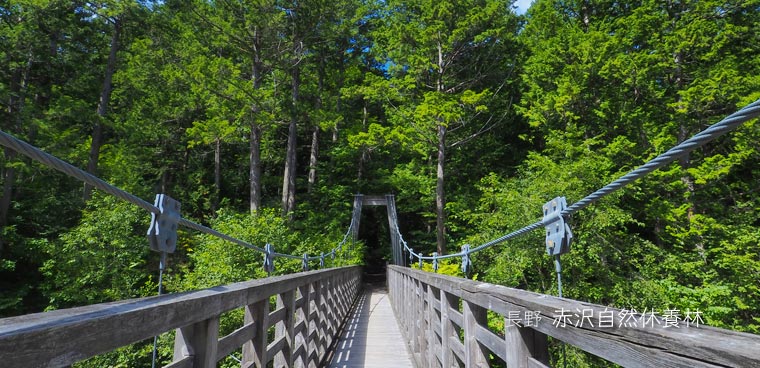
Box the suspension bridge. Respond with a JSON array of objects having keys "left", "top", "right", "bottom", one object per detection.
[{"left": 1, "top": 100, "right": 760, "bottom": 367}]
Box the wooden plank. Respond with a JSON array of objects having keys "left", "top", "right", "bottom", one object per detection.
[
  {"left": 440, "top": 291, "right": 458, "bottom": 368},
  {"left": 266, "top": 335, "right": 288, "bottom": 363},
  {"left": 0, "top": 266, "right": 359, "bottom": 368},
  {"left": 426, "top": 284, "right": 437, "bottom": 367},
  {"left": 449, "top": 307, "right": 463, "bottom": 329},
  {"left": 327, "top": 288, "right": 414, "bottom": 368},
  {"left": 505, "top": 322, "right": 549, "bottom": 368},
  {"left": 242, "top": 299, "right": 268, "bottom": 367},
  {"left": 268, "top": 306, "right": 287, "bottom": 329},
  {"left": 474, "top": 323, "right": 505, "bottom": 363},
  {"left": 274, "top": 290, "right": 295, "bottom": 368},
  {"left": 528, "top": 357, "right": 551, "bottom": 368},
  {"left": 389, "top": 266, "right": 760, "bottom": 368},
  {"left": 216, "top": 321, "right": 255, "bottom": 361},
  {"left": 173, "top": 316, "right": 219, "bottom": 368},
  {"left": 163, "top": 355, "right": 192, "bottom": 368},
  {"left": 464, "top": 300, "right": 488, "bottom": 368},
  {"left": 297, "top": 283, "right": 310, "bottom": 368},
  {"left": 449, "top": 335, "right": 465, "bottom": 363},
  {"left": 294, "top": 319, "right": 307, "bottom": 339}
]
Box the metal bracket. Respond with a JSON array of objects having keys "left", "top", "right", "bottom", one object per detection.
[
  {"left": 461, "top": 244, "right": 471, "bottom": 275},
  {"left": 542, "top": 197, "right": 573, "bottom": 256},
  {"left": 147, "top": 194, "right": 181, "bottom": 253},
  {"left": 263, "top": 243, "right": 275, "bottom": 274},
  {"left": 432, "top": 252, "right": 439, "bottom": 272},
  {"left": 302, "top": 253, "right": 309, "bottom": 272}
]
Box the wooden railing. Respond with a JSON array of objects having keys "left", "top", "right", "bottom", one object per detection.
[
  {"left": 388, "top": 265, "right": 760, "bottom": 368},
  {"left": 0, "top": 266, "right": 361, "bottom": 368}
]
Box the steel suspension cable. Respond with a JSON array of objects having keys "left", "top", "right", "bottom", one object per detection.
[
  {"left": 0, "top": 129, "right": 354, "bottom": 265},
  {"left": 402, "top": 98, "right": 760, "bottom": 265}
]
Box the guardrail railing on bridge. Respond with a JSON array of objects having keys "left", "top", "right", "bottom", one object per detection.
[
  {"left": 0, "top": 266, "right": 361, "bottom": 368},
  {"left": 388, "top": 265, "right": 760, "bottom": 368}
]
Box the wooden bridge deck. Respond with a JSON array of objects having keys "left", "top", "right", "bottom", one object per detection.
[{"left": 328, "top": 286, "right": 414, "bottom": 368}]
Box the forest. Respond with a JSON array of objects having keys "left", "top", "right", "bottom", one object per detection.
[{"left": 1, "top": 0, "right": 759, "bottom": 366}]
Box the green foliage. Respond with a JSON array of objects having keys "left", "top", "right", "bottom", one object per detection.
[
  {"left": 411, "top": 258, "right": 464, "bottom": 278},
  {"left": 40, "top": 194, "right": 154, "bottom": 309},
  {"left": 0, "top": 1, "right": 759, "bottom": 366}
]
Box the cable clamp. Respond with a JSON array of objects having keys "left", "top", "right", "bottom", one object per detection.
[
  {"left": 542, "top": 197, "right": 573, "bottom": 256},
  {"left": 147, "top": 194, "right": 180, "bottom": 253},
  {"left": 461, "top": 244, "right": 471, "bottom": 275},
  {"left": 263, "top": 243, "right": 275, "bottom": 273}
]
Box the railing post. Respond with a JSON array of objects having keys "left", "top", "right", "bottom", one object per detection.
[
  {"left": 440, "top": 290, "right": 458, "bottom": 368},
  {"left": 311, "top": 279, "right": 324, "bottom": 367},
  {"left": 325, "top": 275, "right": 335, "bottom": 346},
  {"left": 411, "top": 278, "right": 420, "bottom": 355},
  {"left": 427, "top": 284, "right": 439, "bottom": 367},
  {"left": 173, "top": 316, "right": 220, "bottom": 368},
  {"left": 243, "top": 299, "right": 268, "bottom": 367},
  {"left": 505, "top": 323, "right": 549, "bottom": 368},
  {"left": 464, "top": 300, "right": 488, "bottom": 367},
  {"left": 275, "top": 290, "right": 296, "bottom": 368},
  {"left": 297, "top": 283, "right": 310, "bottom": 368},
  {"left": 419, "top": 282, "right": 430, "bottom": 367},
  {"left": 407, "top": 274, "right": 414, "bottom": 345}
]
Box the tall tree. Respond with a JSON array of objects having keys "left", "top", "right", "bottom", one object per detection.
[
  {"left": 83, "top": 1, "right": 133, "bottom": 201},
  {"left": 374, "top": 0, "right": 521, "bottom": 254}
]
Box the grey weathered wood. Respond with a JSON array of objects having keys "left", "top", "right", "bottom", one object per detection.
[
  {"left": 274, "top": 290, "right": 295, "bottom": 368},
  {"left": 216, "top": 321, "right": 255, "bottom": 361},
  {"left": 268, "top": 306, "right": 288, "bottom": 329},
  {"left": 297, "top": 283, "right": 310, "bottom": 368},
  {"left": 163, "top": 355, "right": 193, "bottom": 368},
  {"left": 327, "top": 287, "right": 414, "bottom": 368},
  {"left": 527, "top": 357, "right": 551, "bottom": 368},
  {"left": 474, "top": 323, "right": 505, "bottom": 363},
  {"left": 0, "top": 266, "right": 359, "bottom": 368},
  {"left": 388, "top": 265, "right": 760, "bottom": 368},
  {"left": 448, "top": 307, "right": 463, "bottom": 329},
  {"left": 448, "top": 335, "right": 465, "bottom": 363},
  {"left": 463, "top": 300, "right": 488, "bottom": 368},
  {"left": 505, "top": 322, "right": 549, "bottom": 368},
  {"left": 440, "top": 291, "right": 457, "bottom": 368},
  {"left": 267, "top": 335, "right": 288, "bottom": 364},
  {"left": 243, "top": 298, "right": 268, "bottom": 368},
  {"left": 173, "top": 315, "right": 220, "bottom": 368}
]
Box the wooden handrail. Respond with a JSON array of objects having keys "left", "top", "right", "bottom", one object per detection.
[
  {"left": 388, "top": 265, "right": 760, "bottom": 368},
  {"left": 0, "top": 266, "right": 361, "bottom": 368}
]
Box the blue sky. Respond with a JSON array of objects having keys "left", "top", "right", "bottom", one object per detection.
[{"left": 514, "top": 0, "right": 533, "bottom": 15}]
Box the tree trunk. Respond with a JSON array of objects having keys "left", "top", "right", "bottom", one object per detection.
[
  {"left": 250, "top": 122, "right": 261, "bottom": 213},
  {"left": 84, "top": 18, "right": 121, "bottom": 201},
  {"left": 0, "top": 50, "right": 31, "bottom": 231},
  {"left": 436, "top": 123, "right": 446, "bottom": 255},
  {"left": 250, "top": 25, "right": 263, "bottom": 214},
  {"left": 435, "top": 40, "right": 447, "bottom": 255},
  {"left": 282, "top": 64, "right": 299, "bottom": 218},
  {"left": 308, "top": 126, "right": 319, "bottom": 193},
  {"left": 0, "top": 149, "right": 16, "bottom": 231},
  {"left": 213, "top": 137, "right": 221, "bottom": 213},
  {"left": 357, "top": 103, "right": 368, "bottom": 182}
]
